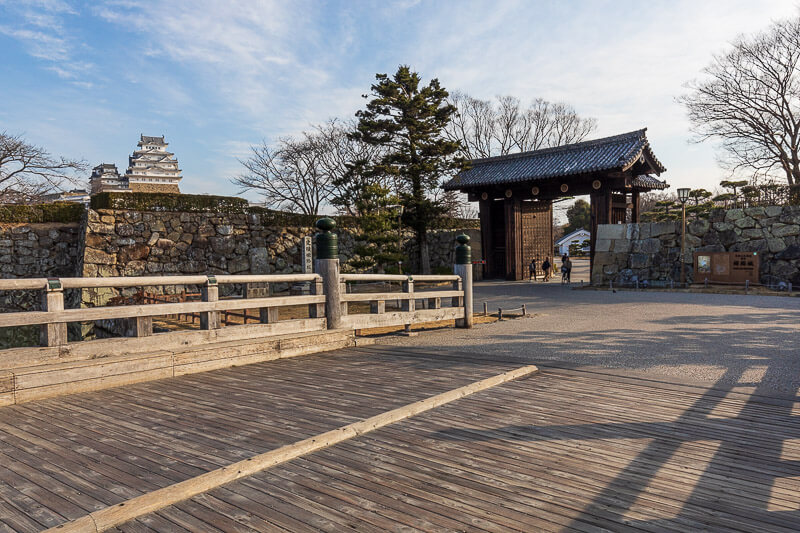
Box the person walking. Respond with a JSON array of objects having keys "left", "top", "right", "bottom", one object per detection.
[
  {"left": 542, "top": 257, "right": 551, "bottom": 282},
  {"left": 563, "top": 256, "right": 573, "bottom": 284},
  {"left": 529, "top": 258, "right": 538, "bottom": 282}
]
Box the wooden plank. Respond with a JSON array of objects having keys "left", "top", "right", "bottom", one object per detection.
[
  {"left": 0, "top": 295, "right": 326, "bottom": 328},
  {"left": 341, "top": 308, "right": 463, "bottom": 329},
  {"left": 0, "top": 278, "right": 49, "bottom": 290},
  {"left": 341, "top": 290, "right": 461, "bottom": 302},
  {"left": 45, "top": 364, "right": 538, "bottom": 532}
]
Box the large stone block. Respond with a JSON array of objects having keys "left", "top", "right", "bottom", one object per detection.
[
  {"left": 228, "top": 257, "right": 250, "bottom": 273},
  {"left": 725, "top": 208, "right": 745, "bottom": 222},
  {"left": 741, "top": 228, "right": 764, "bottom": 240},
  {"left": 767, "top": 238, "right": 787, "bottom": 253},
  {"left": 650, "top": 221, "right": 676, "bottom": 237},
  {"left": 688, "top": 219, "right": 710, "bottom": 236},
  {"left": 734, "top": 216, "right": 756, "bottom": 229},
  {"left": 594, "top": 239, "right": 612, "bottom": 252},
  {"left": 776, "top": 244, "right": 800, "bottom": 260},
  {"left": 249, "top": 247, "right": 269, "bottom": 274},
  {"left": 596, "top": 224, "right": 626, "bottom": 240},
  {"left": 630, "top": 253, "right": 650, "bottom": 269},
  {"left": 771, "top": 223, "right": 799, "bottom": 238},
  {"left": 612, "top": 239, "right": 631, "bottom": 253},
  {"left": 744, "top": 206, "right": 766, "bottom": 219},
  {"left": 765, "top": 206, "right": 783, "bottom": 218},
  {"left": 634, "top": 238, "right": 661, "bottom": 254},
  {"left": 84, "top": 248, "right": 115, "bottom": 265}
]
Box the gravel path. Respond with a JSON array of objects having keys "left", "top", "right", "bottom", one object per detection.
[{"left": 380, "top": 280, "right": 800, "bottom": 396}]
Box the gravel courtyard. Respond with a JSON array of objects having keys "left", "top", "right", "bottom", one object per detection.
[{"left": 382, "top": 280, "right": 800, "bottom": 396}]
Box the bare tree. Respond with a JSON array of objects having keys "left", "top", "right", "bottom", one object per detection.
[
  {"left": 233, "top": 133, "right": 332, "bottom": 215},
  {"left": 314, "top": 119, "right": 390, "bottom": 216},
  {"left": 679, "top": 15, "right": 800, "bottom": 186},
  {"left": 0, "top": 132, "right": 85, "bottom": 203},
  {"left": 446, "top": 92, "right": 597, "bottom": 159}
]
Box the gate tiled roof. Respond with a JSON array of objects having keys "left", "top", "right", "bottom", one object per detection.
[{"left": 443, "top": 129, "right": 666, "bottom": 190}]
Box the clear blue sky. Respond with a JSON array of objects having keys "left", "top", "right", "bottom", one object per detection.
[{"left": 1, "top": 0, "right": 797, "bottom": 205}]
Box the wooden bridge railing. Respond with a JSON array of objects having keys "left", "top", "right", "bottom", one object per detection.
[
  {"left": 339, "top": 273, "right": 466, "bottom": 331},
  {"left": 0, "top": 219, "right": 474, "bottom": 356},
  {"left": 0, "top": 274, "right": 325, "bottom": 348}
]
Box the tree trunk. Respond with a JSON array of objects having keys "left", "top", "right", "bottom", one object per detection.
[{"left": 418, "top": 230, "right": 432, "bottom": 274}]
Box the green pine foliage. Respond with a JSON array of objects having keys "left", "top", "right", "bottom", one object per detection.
[
  {"left": 351, "top": 65, "right": 467, "bottom": 274},
  {"left": 349, "top": 184, "right": 405, "bottom": 273}
]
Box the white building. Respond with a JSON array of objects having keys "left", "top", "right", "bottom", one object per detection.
[
  {"left": 124, "top": 135, "right": 182, "bottom": 193},
  {"left": 89, "top": 163, "right": 129, "bottom": 194},
  {"left": 555, "top": 228, "right": 591, "bottom": 256}
]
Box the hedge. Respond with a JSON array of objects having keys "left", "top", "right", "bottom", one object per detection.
[
  {"left": 0, "top": 202, "right": 85, "bottom": 223},
  {"left": 91, "top": 192, "right": 250, "bottom": 213}
]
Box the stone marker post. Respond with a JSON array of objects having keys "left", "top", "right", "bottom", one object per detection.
[
  {"left": 454, "top": 234, "right": 473, "bottom": 328},
  {"left": 41, "top": 278, "right": 67, "bottom": 346},
  {"left": 315, "top": 218, "right": 342, "bottom": 330}
]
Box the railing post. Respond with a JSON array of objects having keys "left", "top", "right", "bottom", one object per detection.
[
  {"left": 41, "top": 278, "right": 67, "bottom": 346},
  {"left": 310, "top": 278, "right": 325, "bottom": 318},
  {"left": 453, "top": 234, "right": 473, "bottom": 328},
  {"left": 315, "top": 218, "right": 342, "bottom": 330},
  {"left": 200, "top": 275, "right": 220, "bottom": 330},
  {"left": 402, "top": 278, "right": 414, "bottom": 334},
  {"left": 125, "top": 316, "right": 153, "bottom": 337}
]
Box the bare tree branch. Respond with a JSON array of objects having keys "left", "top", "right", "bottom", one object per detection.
[
  {"left": 446, "top": 93, "right": 597, "bottom": 159},
  {"left": 679, "top": 15, "right": 800, "bottom": 186},
  {"left": 0, "top": 132, "right": 86, "bottom": 203}
]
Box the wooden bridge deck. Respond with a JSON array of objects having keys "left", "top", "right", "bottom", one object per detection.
[{"left": 1, "top": 346, "right": 799, "bottom": 532}]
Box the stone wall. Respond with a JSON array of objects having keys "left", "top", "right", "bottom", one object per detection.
[
  {"left": 80, "top": 209, "right": 479, "bottom": 305},
  {"left": 0, "top": 222, "right": 83, "bottom": 346},
  {"left": 592, "top": 205, "right": 800, "bottom": 286}
]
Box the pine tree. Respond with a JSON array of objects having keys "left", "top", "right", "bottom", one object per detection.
[
  {"left": 349, "top": 184, "right": 405, "bottom": 273},
  {"left": 351, "top": 65, "right": 466, "bottom": 274}
]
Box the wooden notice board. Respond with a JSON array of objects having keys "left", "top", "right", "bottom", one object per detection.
[{"left": 693, "top": 251, "right": 759, "bottom": 284}]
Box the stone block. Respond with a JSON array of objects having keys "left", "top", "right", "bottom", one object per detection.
[
  {"left": 635, "top": 238, "right": 661, "bottom": 254},
  {"left": 228, "top": 257, "right": 250, "bottom": 273},
  {"left": 713, "top": 221, "right": 734, "bottom": 232},
  {"left": 765, "top": 206, "right": 783, "bottom": 218},
  {"left": 650, "top": 221, "right": 676, "bottom": 237},
  {"left": 717, "top": 229, "right": 738, "bottom": 247},
  {"left": 734, "top": 216, "right": 756, "bottom": 229},
  {"left": 685, "top": 234, "right": 702, "bottom": 248},
  {"left": 116, "top": 223, "right": 135, "bottom": 237},
  {"left": 88, "top": 223, "right": 115, "bottom": 235},
  {"left": 84, "top": 248, "right": 115, "bottom": 265},
  {"left": 123, "top": 261, "right": 147, "bottom": 276},
  {"left": 612, "top": 239, "right": 631, "bottom": 253},
  {"left": 100, "top": 215, "right": 115, "bottom": 224},
  {"left": 688, "top": 219, "right": 710, "bottom": 236},
  {"left": 767, "top": 238, "right": 787, "bottom": 253},
  {"left": 625, "top": 224, "right": 640, "bottom": 241},
  {"left": 603, "top": 263, "right": 619, "bottom": 276},
  {"left": 216, "top": 225, "right": 233, "bottom": 236},
  {"left": 638, "top": 223, "right": 651, "bottom": 240},
  {"left": 742, "top": 228, "right": 763, "bottom": 240},
  {"left": 118, "top": 243, "right": 150, "bottom": 262},
  {"left": 725, "top": 208, "right": 745, "bottom": 222},
  {"left": 149, "top": 220, "right": 166, "bottom": 233},
  {"left": 744, "top": 206, "right": 766, "bottom": 219},
  {"left": 776, "top": 244, "right": 800, "bottom": 260},
  {"left": 771, "top": 224, "right": 799, "bottom": 238},
  {"left": 594, "top": 239, "right": 612, "bottom": 252},
  {"left": 596, "top": 224, "right": 626, "bottom": 240},
  {"left": 249, "top": 247, "right": 269, "bottom": 274},
  {"left": 630, "top": 253, "right": 650, "bottom": 269}
]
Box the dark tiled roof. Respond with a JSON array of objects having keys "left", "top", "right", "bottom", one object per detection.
[
  {"left": 632, "top": 174, "right": 669, "bottom": 190},
  {"left": 443, "top": 129, "right": 666, "bottom": 190},
  {"left": 140, "top": 135, "right": 166, "bottom": 144}
]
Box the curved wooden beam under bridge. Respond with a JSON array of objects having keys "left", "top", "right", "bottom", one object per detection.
[{"left": 443, "top": 128, "right": 670, "bottom": 280}]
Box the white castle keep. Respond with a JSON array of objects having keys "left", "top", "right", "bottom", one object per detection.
[{"left": 90, "top": 135, "right": 182, "bottom": 195}]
